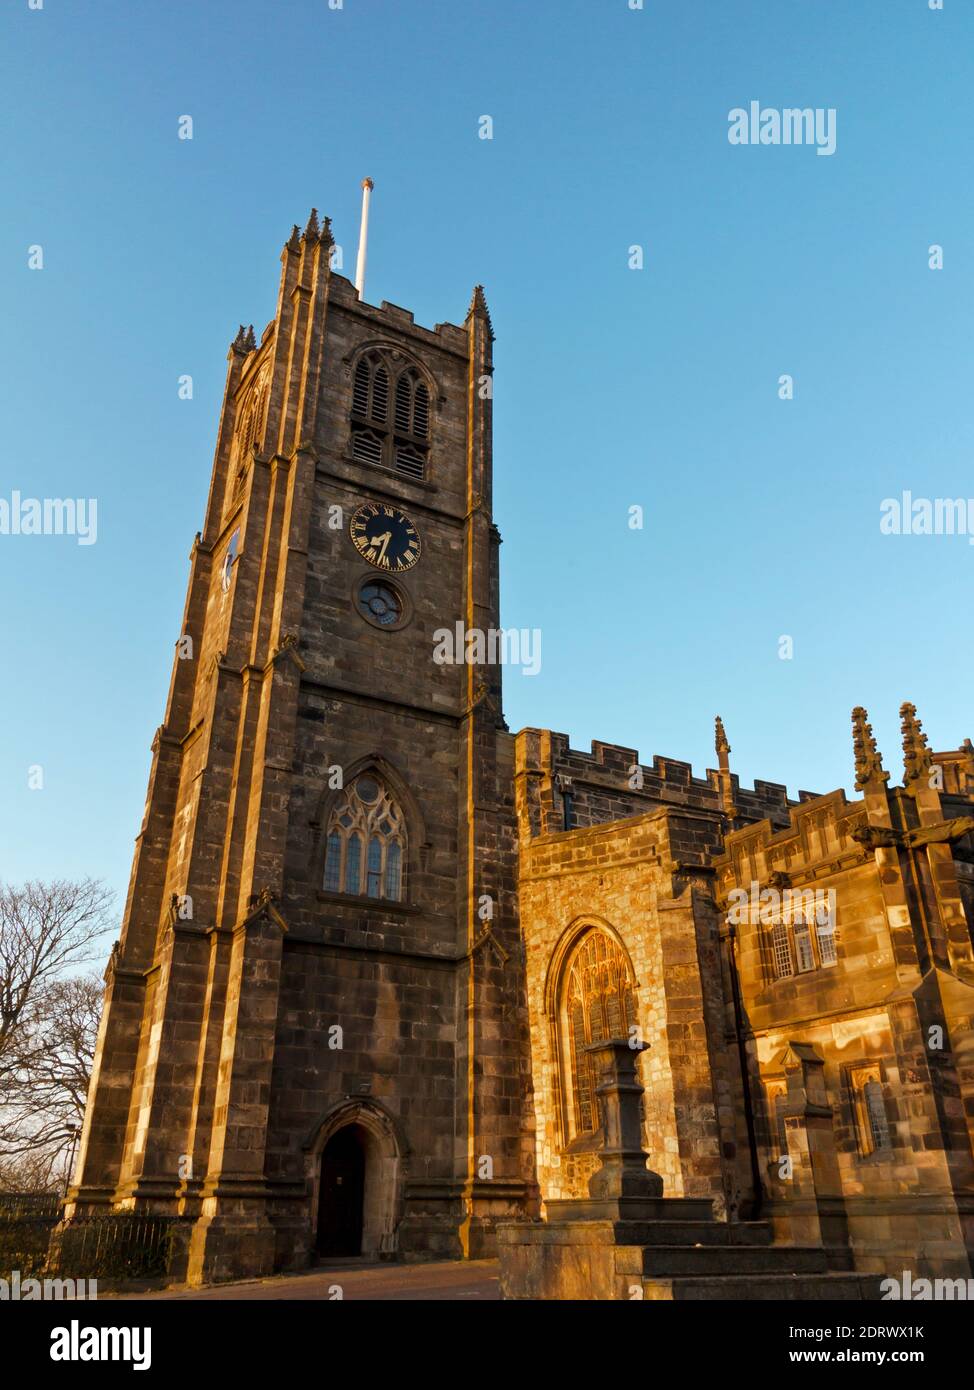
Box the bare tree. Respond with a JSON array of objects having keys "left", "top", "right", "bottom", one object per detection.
[
  {"left": 0, "top": 879, "right": 113, "bottom": 1080},
  {"left": 0, "top": 880, "right": 114, "bottom": 1188},
  {"left": 1, "top": 974, "right": 103, "bottom": 1179}
]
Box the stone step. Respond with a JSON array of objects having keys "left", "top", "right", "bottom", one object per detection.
[
  {"left": 640, "top": 1243, "right": 829, "bottom": 1278},
  {"left": 545, "top": 1196, "right": 717, "bottom": 1225},
  {"left": 627, "top": 1220, "right": 773, "bottom": 1248},
  {"left": 642, "top": 1273, "right": 883, "bottom": 1301}
]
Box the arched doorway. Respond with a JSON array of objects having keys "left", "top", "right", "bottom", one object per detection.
[
  {"left": 317, "top": 1125, "right": 367, "bottom": 1256},
  {"left": 309, "top": 1103, "right": 406, "bottom": 1259}
]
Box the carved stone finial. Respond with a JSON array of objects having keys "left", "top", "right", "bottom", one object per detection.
[
  {"left": 715, "top": 715, "right": 730, "bottom": 758},
  {"left": 852, "top": 706, "right": 888, "bottom": 791},
  {"left": 303, "top": 207, "right": 320, "bottom": 242},
  {"left": 231, "top": 324, "right": 249, "bottom": 352},
  {"left": 286, "top": 223, "right": 302, "bottom": 253},
  {"left": 900, "top": 702, "right": 933, "bottom": 789},
  {"left": 466, "top": 284, "right": 495, "bottom": 341},
  {"left": 713, "top": 715, "right": 736, "bottom": 816},
  {"left": 103, "top": 939, "right": 121, "bottom": 984},
  {"left": 319, "top": 214, "right": 333, "bottom": 248},
  {"left": 241, "top": 324, "right": 256, "bottom": 352}
]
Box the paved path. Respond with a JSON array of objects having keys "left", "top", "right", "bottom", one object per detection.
[{"left": 114, "top": 1258, "right": 501, "bottom": 1301}]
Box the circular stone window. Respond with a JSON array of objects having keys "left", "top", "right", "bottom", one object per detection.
[
  {"left": 355, "top": 776, "right": 379, "bottom": 804},
  {"left": 356, "top": 578, "right": 405, "bottom": 629}
]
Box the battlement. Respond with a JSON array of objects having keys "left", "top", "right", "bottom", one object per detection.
[
  {"left": 548, "top": 730, "right": 809, "bottom": 817},
  {"left": 327, "top": 272, "right": 472, "bottom": 355},
  {"left": 515, "top": 728, "right": 813, "bottom": 839},
  {"left": 712, "top": 787, "right": 868, "bottom": 895}
]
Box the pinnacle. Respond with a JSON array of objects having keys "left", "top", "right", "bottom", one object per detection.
[
  {"left": 466, "top": 284, "right": 495, "bottom": 340},
  {"left": 851, "top": 706, "right": 888, "bottom": 791},
  {"left": 900, "top": 702, "right": 933, "bottom": 786},
  {"left": 286, "top": 224, "right": 302, "bottom": 253},
  {"left": 242, "top": 324, "right": 256, "bottom": 352},
  {"left": 714, "top": 715, "right": 730, "bottom": 757},
  {"left": 303, "top": 207, "right": 321, "bottom": 241}
]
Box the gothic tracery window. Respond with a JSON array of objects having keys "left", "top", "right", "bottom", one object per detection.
[
  {"left": 562, "top": 930, "right": 636, "bottom": 1139},
  {"left": 323, "top": 774, "right": 406, "bottom": 901}
]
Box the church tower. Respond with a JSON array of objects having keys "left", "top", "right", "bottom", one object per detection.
[{"left": 69, "top": 202, "right": 535, "bottom": 1282}]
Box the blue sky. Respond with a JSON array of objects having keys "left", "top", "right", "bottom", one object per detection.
[{"left": 1, "top": 0, "right": 970, "bottom": 914}]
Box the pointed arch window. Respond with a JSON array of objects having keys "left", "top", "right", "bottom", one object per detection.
[
  {"left": 228, "top": 368, "right": 270, "bottom": 509},
  {"left": 322, "top": 774, "right": 406, "bottom": 902},
  {"left": 561, "top": 930, "right": 637, "bottom": 1141},
  {"left": 350, "top": 351, "right": 432, "bottom": 482}
]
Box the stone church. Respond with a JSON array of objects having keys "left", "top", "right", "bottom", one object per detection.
[{"left": 68, "top": 206, "right": 974, "bottom": 1291}]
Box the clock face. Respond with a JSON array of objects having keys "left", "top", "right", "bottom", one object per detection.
[
  {"left": 349, "top": 502, "right": 421, "bottom": 573},
  {"left": 221, "top": 530, "right": 240, "bottom": 592}
]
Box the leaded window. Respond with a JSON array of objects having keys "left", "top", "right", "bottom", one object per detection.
[
  {"left": 771, "top": 921, "right": 793, "bottom": 979},
  {"left": 768, "top": 913, "right": 837, "bottom": 980},
  {"left": 849, "top": 1065, "right": 892, "bottom": 1157},
  {"left": 793, "top": 921, "right": 815, "bottom": 973},
  {"left": 816, "top": 916, "right": 837, "bottom": 965},
  {"left": 864, "top": 1081, "right": 891, "bottom": 1153}
]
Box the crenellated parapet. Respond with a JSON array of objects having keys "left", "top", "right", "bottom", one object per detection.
[
  {"left": 514, "top": 727, "right": 809, "bottom": 844},
  {"left": 712, "top": 788, "right": 869, "bottom": 906}
]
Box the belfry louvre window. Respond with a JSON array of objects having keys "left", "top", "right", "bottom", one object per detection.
[
  {"left": 323, "top": 775, "right": 406, "bottom": 901},
  {"left": 394, "top": 444, "right": 426, "bottom": 480},
  {"left": 563, "top": 931, "right": 636, "bottom": 1138},
  {"left": 352, "top": 354, "right": 389, "bottom": 424},
  {"left": 394, "top": 371, "right": 430, "bottom": 439},
  {"left": 351, "top": 429, "right": 383, "bottom": 467},
  {"left": 350, "top": 351, "right": 431, "bottom": 482}
]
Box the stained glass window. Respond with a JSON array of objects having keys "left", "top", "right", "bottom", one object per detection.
[{"left": 563, "top": 931, "right": 636, "bottom": 1138}]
